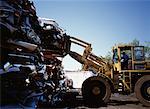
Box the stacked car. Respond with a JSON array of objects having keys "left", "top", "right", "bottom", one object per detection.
[{"left": 0, "top": 0, "right": 75, "bottom": 108}]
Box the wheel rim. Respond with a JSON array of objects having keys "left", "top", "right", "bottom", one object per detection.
[
  {"left": 92, "top": 86, "right": 100, "bottom": 95},
  {"left": 147, "top": 87, "right": 150, "bottom": 95},
  {"left": 90, "top": 81, "right": 106, "bottom": 100},
  {"left": 141, "top": 80, "right": 150, "bottom": 101}
]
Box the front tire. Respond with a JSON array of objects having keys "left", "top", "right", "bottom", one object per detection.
[
  {"left": 82, "top": 76, "right": 111, "bottom": 106},
  {"left": 135, "top": 75, "right": 150, "bottom": 107}
]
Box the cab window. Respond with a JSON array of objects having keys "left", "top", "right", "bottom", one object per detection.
[
  {"left": 113, "top": 49, "right": 119, "bottom": 63},
  {"left": 134, "top": 47, "right": 144, "bottom": 61}
]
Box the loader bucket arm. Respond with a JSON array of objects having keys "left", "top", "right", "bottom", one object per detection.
[{"left": 69, "top": 37, "right": 112, "bottom": 76}]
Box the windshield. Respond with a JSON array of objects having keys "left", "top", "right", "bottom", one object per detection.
[{"left": 134, "top": 47, "right": 144, "bottom": 61}]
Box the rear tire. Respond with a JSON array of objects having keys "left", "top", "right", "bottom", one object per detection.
[
  {"left": 82, "top": 76, "right": 111, "bottom": 106},
  {"left": 135, "top": 75, "right": 150, "bottom": 107}
]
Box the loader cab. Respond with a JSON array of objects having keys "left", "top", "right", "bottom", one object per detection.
[{"left": 112, "top": 45, "right": 145, "bottom": 71}]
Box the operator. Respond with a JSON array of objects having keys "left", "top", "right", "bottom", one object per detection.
[{"left": 121, "top": 52, "right": 129, "bottom": 69}]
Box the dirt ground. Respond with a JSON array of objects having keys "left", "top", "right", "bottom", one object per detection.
[
  {"left": 1, "top": 93, "right": 149, "bottom": 109},
  {"left": 75, "top": 93, "right": 149, "bottom": 109}
]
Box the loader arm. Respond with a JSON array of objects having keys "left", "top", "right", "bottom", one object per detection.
[{"left": 68, "top": 36, "right": 112, "bottom": 76}]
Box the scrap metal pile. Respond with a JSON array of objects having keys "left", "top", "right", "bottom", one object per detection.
[{"left": 0, "top": 0, "right": 75, "bottom": 108}]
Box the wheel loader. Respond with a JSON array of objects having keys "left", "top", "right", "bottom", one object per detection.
[
  {"left": 68, "top": 37, "right": 150, "bottom": 106},
  {"left": 38, "top": 18, "right": 150, "bottom": 106}
]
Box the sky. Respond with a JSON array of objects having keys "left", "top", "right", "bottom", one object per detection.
[{"left": 33, "top": 0, "right": 150, "bottom": 70}]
